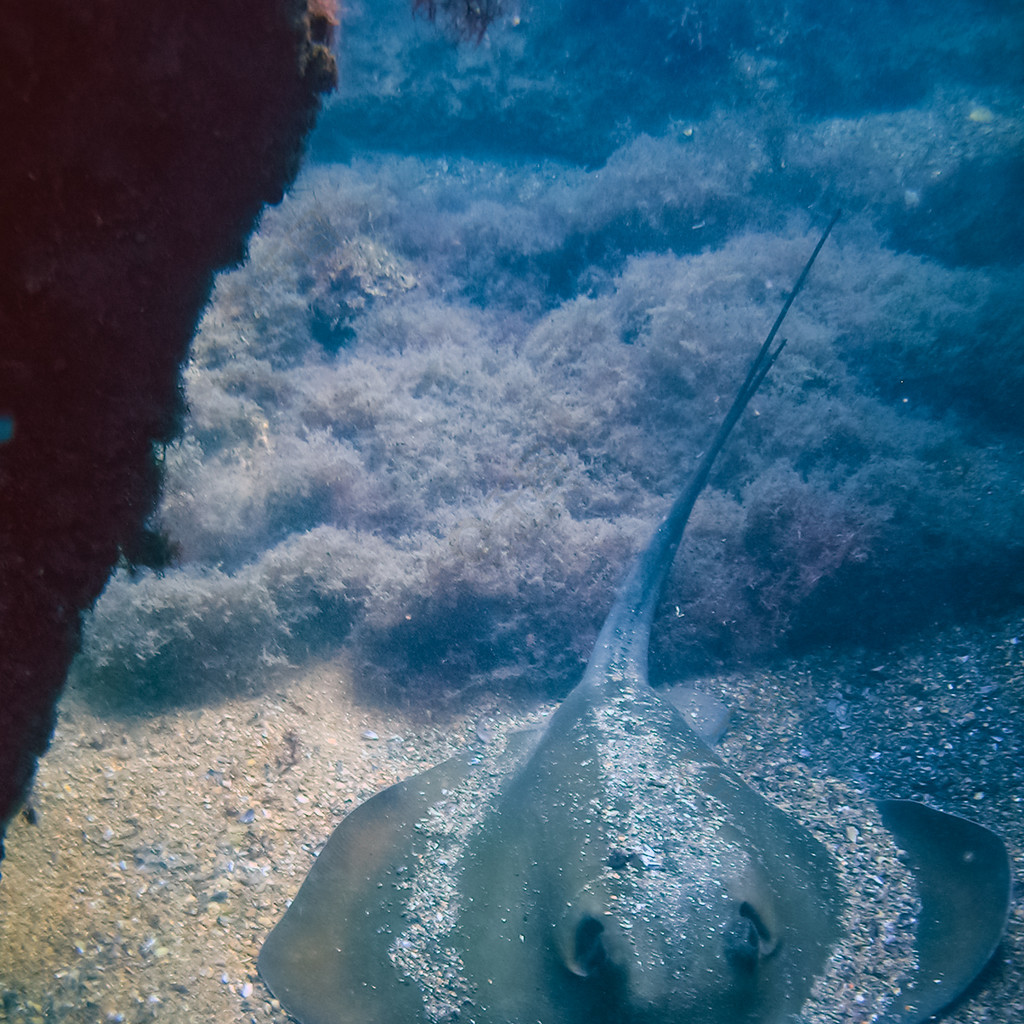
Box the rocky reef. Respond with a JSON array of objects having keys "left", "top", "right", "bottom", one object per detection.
[{"left": 0, "top": 0, "right": 337, "bottom": 861}]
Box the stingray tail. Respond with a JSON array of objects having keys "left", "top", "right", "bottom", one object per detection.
[{"left": 592, "top": 211, "right": 840, "bottom": 672}]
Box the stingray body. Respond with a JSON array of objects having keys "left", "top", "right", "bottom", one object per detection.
[{"left": 259, "top": 216, "right": 1010, "bottom": 1024}]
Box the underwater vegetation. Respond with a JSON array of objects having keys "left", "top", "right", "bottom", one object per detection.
[
  {"left": 412, "top": 0, "right": 509, "bottom": 42},
  {"left": 72, "top": 1, "right": 1024, "bottom": 708},
  {"left": 313, "top": 0, "right": 1024, "bottom": 165}
]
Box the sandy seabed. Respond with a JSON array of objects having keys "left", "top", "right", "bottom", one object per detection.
[{"left": 1, "top": 613, "right": 1021, "bottom": 1024}]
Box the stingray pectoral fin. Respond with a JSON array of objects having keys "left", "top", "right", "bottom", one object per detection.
[
  {"left": 257, "top": 767, "right": 464, "bottom": 1024},
  {"left": 877, "top": 799, "right": 1011, "bottom": 1024},
  {"left": 258, "top": 731, "right": 537, "bottom": 1024}
]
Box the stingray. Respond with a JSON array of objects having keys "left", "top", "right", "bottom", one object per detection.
[{"left": 259, "top": 214, "right": 1010, "bottom": 1024}]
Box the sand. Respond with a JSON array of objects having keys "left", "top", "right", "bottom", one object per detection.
[{"left": 1, "top": 613, "right": 1020, "bottom": 1023}]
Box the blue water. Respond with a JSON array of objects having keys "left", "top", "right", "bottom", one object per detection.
[{"left": 77, "top": 0, "right": 1024, "bottom": 707}]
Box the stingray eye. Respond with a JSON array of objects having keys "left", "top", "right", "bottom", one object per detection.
[
  {"left": 724, "top": 901, "right": 778, "bottom": 971},
  {"left": 572, "top": 915, "right": 608, "bottom": 977}
]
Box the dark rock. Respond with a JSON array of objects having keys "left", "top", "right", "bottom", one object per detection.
[{"left": 0, "top": 0, "right": 337, "bottom": 862}]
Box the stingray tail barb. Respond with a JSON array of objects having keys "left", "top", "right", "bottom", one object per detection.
[{"left": 592, "top": 211, "right": 840, "bottom": 671}]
